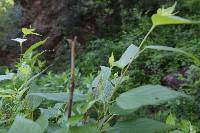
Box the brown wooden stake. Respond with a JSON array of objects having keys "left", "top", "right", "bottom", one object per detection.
[{"left": 66, "top": 36, "right": 77, "bottom": 118}]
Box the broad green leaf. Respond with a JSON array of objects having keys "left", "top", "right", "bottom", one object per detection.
[
  {"left": 151, "top": 3, "right": 198, "bottom": 26},
  {"left": 151, "top": 14, "right": 194, "bottom": 26},
  {"left": 100, "top": 67, "right": 113, "bottom": 102},
  {"left": 91, "top": 66, "right": 112, "bottom": 101},
  {"left": 47, "top": 125, "right": 63, "bottom": 133},
  {"left": 27, "top": 93, "right": 44, "bottom": 110},
  {"left": 109, "top": 103, "right": 134, "bottom": 115},
  {"left": 113, "top": 44, "right": 139, "bottom": 69},
  {"left": 27, "top": 92, "right": 87, "bottom": 110},
  {"left": 145, "top": 45, "right": 200, "bottom": 66},
  {"left": 39, "top": 103, "right": 64, "bottom": 119},
  {"left": 91, "top": 66, "right": 111, "bottom": 89},
  {"left": 101, "top": 81, "right": 113, "bottom": 102},
  {"left": 0, "top": 73, "right": 14, "bottom": 81},
  {"left": 106, "top": 118, "right": 175, "bottom": 133},
  {"left": 0, "top": 129, "right": 8, "bottom": 133},
  {"left": 116, "top": 85, "right": 187, "bottom": 110},
  {"left": 91, "top": 74, "right": 101, "bottom": 88},
  {"left": 28, "top": 92, "right": 87, "bottom": 102},
  {"left": 36, "top": 113, "right": 49, "bottom": 132},
  {"left": 23, "top": 38, "right": 47, "bottom": 56},
  {"left": 68, "top": 126, "right": 100, "bottom": 133},
  {"left": 53, "top": 127, "right": 69, "bottom": 133},
  {"left": 8, "top": 116, "right": 43, "bottom": 133},
  {"left": 100, "top": 66, "right": 111, "bottom": 81},
  {"left": 170, "top": 130, "right": 184, "bottom": 133},
  {"left": 39, "top": 108, "right": 61, "bottom": 119},
  {"left": 54, "top": 125, "right": 100, "bottom": 133}
]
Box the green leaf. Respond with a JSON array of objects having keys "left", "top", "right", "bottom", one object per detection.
[
  {"left": 157, "top": 2, "right": 177, "bottom": 16},
  {"left": 23, "top": 38, "right": 47, "bottom": 56},
  {"left": 166, "top": 113, "right": 176, "bottom": 126},
  {"left": 151, "top": 3, "right": 199, "bottom": 26},
  {"left": 170, "top": 130, "right": 184, "bottom": 133},
  {"left": 68, "top": 126, "right": 100, "bottom": 133},
  {"left": 8, "top": 116, "right": 43, "bottom": 133},
  {"left": 28, "top": 92, "right": 87, "bottom": 102},
  {"left": 100, "top": 66, "right": 111, "bottom": 81},
  {"left": 81, "top": 99, "right": 98, "bottom": 113},
  {"left": 39, "top": 108, "right": 60, "bottom": 119},
  {"left": 111, "top": 76, "right": 129, "bottom": 86},
  {"left": 54, "top": 125, "right": 100, "bottom": 133},
  {"left": 36, "top": 113, "right": 49, "bottom": 132},
  {"left": 22, "top": 28, "right": 40, "bottom": 36},
  {"left": 113, "top": 44, "right": 139, "bottom": 69},
  {"left": 151, "top": 14, "right": 194, "bottom": 26},
  {"left": 109, "top": 103, "right": 134, "bottom": 115},
  {"left": 27, "top": 92, "right": 87, "bottom": 110},
  {"left": 68, "top": 115, "right": 83, "bottom": 126},
  {"left": 0, "top": 129, "right": 8, "bottom": 133},
  {"left": 106, "top": 118, "right": 175, "bottom": 133},
  {"left": 116, "top": 85, "right": 187, "bottom": 110},
  {"left": 145, "top": 45, "right": 200, "bottom": 66},
  {"left": 109, "top": 52, "right": 115, "bottom": 67}
]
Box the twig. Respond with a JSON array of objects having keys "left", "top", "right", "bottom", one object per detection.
[{"left": 66, "top": 36, "right": 77, "bottom": 118}]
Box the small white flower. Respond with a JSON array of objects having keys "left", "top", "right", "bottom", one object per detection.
[{"left": 11, "top": 38, "right": 27, "bottom": 43}]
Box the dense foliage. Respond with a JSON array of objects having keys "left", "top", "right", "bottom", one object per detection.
[{"left": 0, "top": 1, "right": 200, "bottom": 133}]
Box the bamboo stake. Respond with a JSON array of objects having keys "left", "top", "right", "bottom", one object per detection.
[{"left": 66, "top": 36, "right": 77, "bottom": 118}]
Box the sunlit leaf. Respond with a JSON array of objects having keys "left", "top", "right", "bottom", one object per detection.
[
  {"left": 113, "top": 44, "right": 139, "bottom": 69},
  {"left": 151, "top": 2, "right": 199, "bottom": 26},
  {"left": 152, "top": 15, "right": 194, "bottom": 26},
  {"left": 22, "top": 28, "right": 40, "bottom": 36},
  {"left": 109, "top": 52, "right": 115, "bottom": 67}
]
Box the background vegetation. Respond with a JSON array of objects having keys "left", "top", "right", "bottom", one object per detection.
[{"left": 0, "top": 0, "right": 200, "bottom": 133}]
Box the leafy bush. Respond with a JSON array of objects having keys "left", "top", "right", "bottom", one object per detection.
[{"left": 0, "top": 3, "right": 200, "bottom": 133}]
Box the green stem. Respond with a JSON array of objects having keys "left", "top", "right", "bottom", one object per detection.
[
  {"left": 139, "top": 25, "right": 155, "bottom": 49},
  {"left": 109, "top": 25, "right": 156, "bottom": 101},
  {"left": 20, "top": 43, "right": 23, "bottom": 55}
]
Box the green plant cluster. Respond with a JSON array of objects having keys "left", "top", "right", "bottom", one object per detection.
[{"left": 0, "top": 3, "right": 200, "bottom": 133}]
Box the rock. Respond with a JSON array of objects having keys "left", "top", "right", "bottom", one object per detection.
[{"left": 161, "top": 66, "right": 188, "bottom": 89}]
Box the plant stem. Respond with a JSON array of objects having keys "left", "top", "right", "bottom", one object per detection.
[
  {"left": 20, "top": 43, "right": 23, "bottom": 55},
  {"left": 139, "top": 25, "right": 155, "bottom": 49},
  {"left": 66, "top": 36, "right": 77, "bottom": 118},
  {"left": 102, "top": 115, "right": 115, "bottom": 127},
  {"left": 109, "top": 25, "right": 155, "bottom": 101}
]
